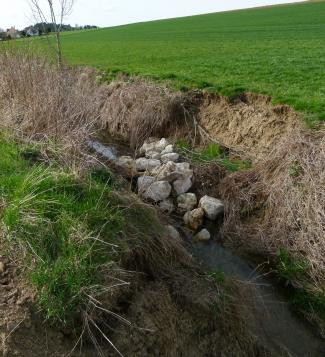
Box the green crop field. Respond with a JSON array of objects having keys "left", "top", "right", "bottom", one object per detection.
[{"left": 59, "top": 1, "right": 325, "bottom": 122}]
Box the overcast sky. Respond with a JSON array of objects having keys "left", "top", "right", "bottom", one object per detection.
[{"left": 1, "top": 0, "right": 304, "bottom": 30}]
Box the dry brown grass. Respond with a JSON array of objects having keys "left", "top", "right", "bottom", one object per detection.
[
  {"left": 0, "top": 47, "right": 107, "bottom": 165},
  {"left": 220, "top": 127, "right": 325, "bottom": 292},
  {"left": 100, "top": 79, "right": 196, "bottom": 149}
]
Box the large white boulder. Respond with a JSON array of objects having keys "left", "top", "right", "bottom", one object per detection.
[
  {"left": 175, "top": 162, "right": 190, "bottom": 171},
  {"left": 194, "top": 228, "right": 211, "bottom": 242},
  {"left": 137, "top": 176, "right": 156, "bottom": 194},
  {"left": 151, "top": 161, "right": 193, "bottom": 182},
  {"left": 116, "top": 156, "right": 136, "bottom": 175},
  {"left": 141, "top": 180, "right": 172, "bottom": 202},
  {"left": 140, "top": 138, "right": 169, "bottom": 154},
  {"left": 159, "top": 198, "right": 175, "bottom": 213},
  {"left": 183, "top": 207, "right": 204, "bottom": 230},
  {"left": 136, "top": 158, "right": 161, "bottom": 172},
  {"left": 199, "top": 195, "right": 224, "bottom": 220},
  {"left": 151, "top": 161, "right": 180, "bottom": 182},
  {"left": 173, "top": 176, "right": 193, "bottom": 195},
  {"left": 145, "top": 150, "right": 161, "bottom": 160},
  {"left": 177, "top": 193, "right": 197, "bottom": 213},
  {"left": 161, "top": 144, "right": 174, "bottom": 155},
  {"left": 161, "top": 153, "right": 179, "bottom": 163}
]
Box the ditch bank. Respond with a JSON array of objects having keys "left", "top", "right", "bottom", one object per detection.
[
  {"left": 88, "top": 134, "right": 324, "bottom": 357},
  {"left": 99, "top": 78, "right": 324, "bottom": 336}
]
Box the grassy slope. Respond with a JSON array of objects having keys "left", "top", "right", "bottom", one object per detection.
[
  {"left": 0, "top": 134, "right": 124, "bottom": 323},
  {"left": 60, "top": 1, "right": 325, "bottom": 122}
]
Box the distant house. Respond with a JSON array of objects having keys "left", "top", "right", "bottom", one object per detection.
[
  {"left": 6, "top": 27, "right": 20, "bottom": 39},
  {"left": 25, "top": 26, "right": 39, "bottom": 37}
]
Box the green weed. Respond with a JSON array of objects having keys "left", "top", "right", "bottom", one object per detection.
[
  {"left": 208, "top": 270, "right": 226, "bottom": 285},
  {"left": 180, "top": 143, "right": 251, "bottom": 172},
  {"left": 293, "top": 288, "right": 325, "bottom": 320},
  {"left": 275, "top": 248, "right": 325, "bottom": 322},
  {"left": 0, "top": 134, "right": 123, "bottom": 323},
  {"left": 276, "top": 248, "right": 308, "bottom": 285}
]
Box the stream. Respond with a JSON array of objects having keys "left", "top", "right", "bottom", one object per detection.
[{"left": 88, "top": 139, "right": 325, "bottom": 357}]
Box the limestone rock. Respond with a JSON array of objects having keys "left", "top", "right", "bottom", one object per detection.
[
  {"left": 175, "top": 162, "right": 190, "bottom": 171},
  {"left": 199, "top": 195, "right": 224, "bottom": 220},
  {"left": 145, "top": 151, "right": 161, "bottom": 160},
  {"left": 140, "top": 138, "right": 169, "bottom": 154},
  {"left": 154, "top": 138, "right": 169, "bottom": 152},
  {"left": 151, "top": 160, "right": 193, "bottom": 182},
  {"left": 136, "top": 158, "right": 161, "bottom": 172},
  {"left": 159, "top": 198, "right": 175, "bottom": 214},
  {"left": 161, "top": 153, "right": 179, "bottom": 163},
  {"left": 141, "top": 181, "right": 172, "bottom": 202},
  {"left": 177, "top": 193, "right": 197, "bottom": 213},
  {"left": 116, "top": 156, "right": 136, "bottom": 175},
  {"left": 137, "top": 176, "right": 155, "bottom": 194},
  {"left": 166, "top": 225, "right": 181, "bottom": 241},
  {"left": 151, "top": 161, "right": 179, "bottom": 182},
  {"left": 183, "top": 207, "right": 204, "bottom": 230},
  {"left": 173, "top": 176, "right": 192, "bottom": 195},
  {"left": 161, "top": 144, "right": 174, "bottom": 155},
  {"left": 194, "top": 228, "right": 211, "bottom": 241}
]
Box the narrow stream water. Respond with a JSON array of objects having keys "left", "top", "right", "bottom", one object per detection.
[
  {"left": 186, "top": 237, "right": 324, "bottom": 357},
  {"left": 88, "top": 139, "right": 325, "bottom": 357}
]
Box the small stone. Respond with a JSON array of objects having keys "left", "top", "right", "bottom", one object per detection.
[
  {"left": 141, "top": 181, "right": 172, "bottom": 202},
  {"left": 175, "top": 162, "right": 190, "bottom": 170},
  {"left": 161, "top": 144, "right": 174, "bottom": 155},
  {"left": 166, "top": 225, "right": 181, "bottom": 241},
  {"left": 136, "top": 158, "right": 161, "bottom": 172},
  {"left": 177, "top": 193, "right": 197, "bottom": 213},
  {"left": 199, "top": 195, "right": 224, "bottom": 220},
  {"left": 151, "top": 161, "right": 179, "bottom": 182},
  {"left": 161, "top": 153, "right": 179, "bottom": 163},
  {"left": 140, "top": 138, "right": 169, "bottom": 154},
  {"left": 159, "top": 198, "right": 175, "bottom": 213},
  {"left": 154, "top": 138, "right": 169, "bottom": 152},
  {"left": 173, "top": 176, "right": 193, "bottom": 195},
  {"left": 0, "top": 262, "right": 5, "bottom": 274},
  {"left": 137, "top": 176, "right": 155, "bottom": 194},
  {"left": 116, "top": 156, "right": 135, "bottom": 174},
  {"left": 194, "top": 228, "right": 211, "bottom": 241},
  {"left": 183, "top": 208, "right": 204, "bottom": 230},
  {"left": 145, "top": 151, "right": 161, "bottom": 160}
]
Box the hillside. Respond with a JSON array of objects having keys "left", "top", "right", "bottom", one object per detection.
[{"left": 59, "top": 1, "right": 325, "bottom": 123}]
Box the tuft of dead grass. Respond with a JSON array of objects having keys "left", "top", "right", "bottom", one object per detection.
[
  {"left": 220, "top": 127, "right": 325, "bottom": 299},
  {"left": 0, "top": 47, "right": 107, "bottom": 166},
  {"left": 100, "top": 79, "right": 196, "bottom": 149}
]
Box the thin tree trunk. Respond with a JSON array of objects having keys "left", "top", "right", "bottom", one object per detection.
[{"left": 55, "top": 31, "right": 62, "bottom": 68}]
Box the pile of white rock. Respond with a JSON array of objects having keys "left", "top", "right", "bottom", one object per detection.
[{"left": 116, "top": 138, "right": 224, "bottom": 241}]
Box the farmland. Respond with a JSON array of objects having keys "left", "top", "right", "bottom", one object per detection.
[{"left": 58, "top": 1, "right": 325, "bottom": 123}]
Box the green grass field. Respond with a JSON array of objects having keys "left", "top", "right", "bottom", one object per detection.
[{"left": 56, "top": 1, "right": 325, "bottom": 123}]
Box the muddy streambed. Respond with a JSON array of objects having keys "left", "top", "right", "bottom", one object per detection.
[{"left": 88, "top": 139, "right": 325, "bottom": 357}]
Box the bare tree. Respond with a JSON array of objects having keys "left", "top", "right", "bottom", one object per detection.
[{"left": 29, "top": 0, "right": 74, "bottom": 67}]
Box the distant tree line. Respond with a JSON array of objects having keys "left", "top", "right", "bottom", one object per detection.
[{"left": 0, "top": 23, "right": 98, "bottom": 41}]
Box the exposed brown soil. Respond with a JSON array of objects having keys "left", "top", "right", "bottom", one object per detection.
[
  {"left": 0, "top": 250, "right": 273, "bottom": 357},
  {"left": 110, "top": 280, "right": 270, "bottom": 357},
  {"left": 197, "top": 93, "right": 301, "bottom": 157},
  {"left": 99, "top": 81, "right": 301, "bottom": 159},
  {"left": 0, "top": 256, "right": 96, "bottom": 357}
]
